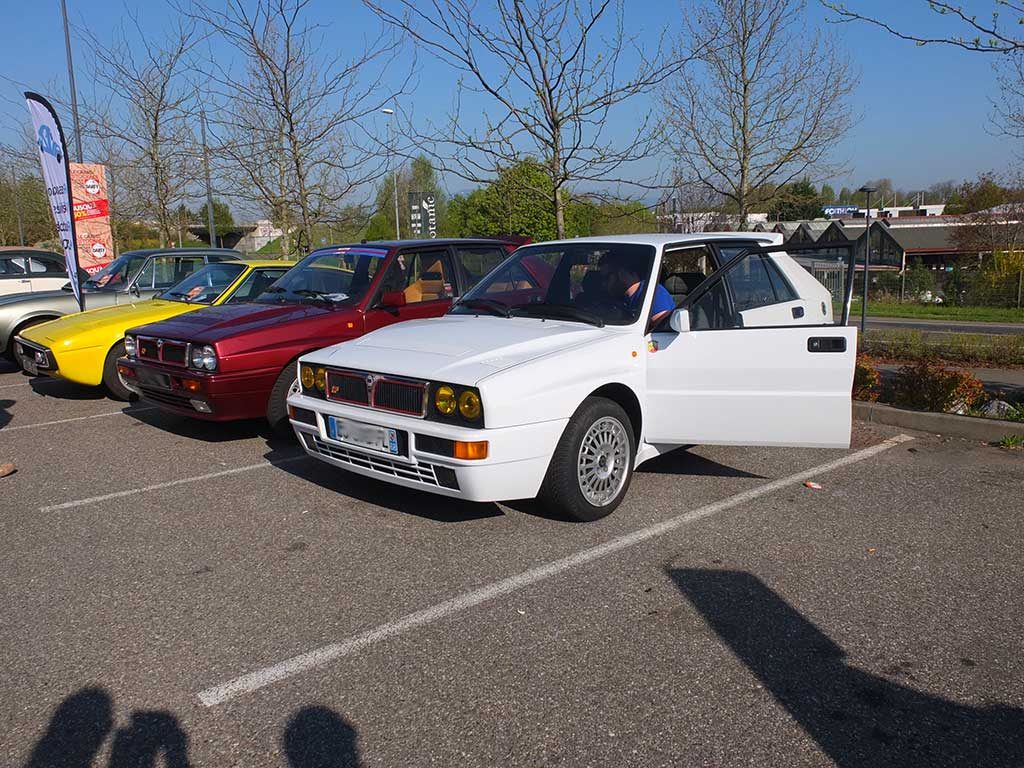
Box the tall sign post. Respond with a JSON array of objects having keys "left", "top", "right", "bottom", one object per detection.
[
  {"left": 858, "top": 186, "right": 876, "bottom": 335},
  {"left": 25, "top": 92, "right": 83, "bottom": 311}
]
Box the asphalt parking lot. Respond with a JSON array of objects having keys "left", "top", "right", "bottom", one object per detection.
[{"left": 2, "top": 361, "right": 1023, "bottom": 767}]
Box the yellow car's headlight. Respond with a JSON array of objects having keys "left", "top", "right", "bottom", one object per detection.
[
  {"left": 314, "top": 367, "right": 327, "bottom": 392},
  {"left": 434, "top": 385, "right": 457, "bottom": 415},
  {"left": 458, "top": 390, "right": 481, "bottom": 420}
]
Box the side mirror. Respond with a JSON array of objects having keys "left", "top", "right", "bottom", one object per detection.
[
  {"left": 380, "top": 290, "right": 406, "bottom": 308},
  {"left": 129, "top": 282, "right": 141, "bottom": 298},
  {"left": 669, "top": 308, "right": 691, "bottom": 333}
]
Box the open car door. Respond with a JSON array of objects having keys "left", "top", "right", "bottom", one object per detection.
[{"left": 644, "top": 243, "right": 856, "bottom": 449}]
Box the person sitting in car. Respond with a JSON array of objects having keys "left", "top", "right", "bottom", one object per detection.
[{"left": 603, "top": 253, "right": 675, "bottom": 325}]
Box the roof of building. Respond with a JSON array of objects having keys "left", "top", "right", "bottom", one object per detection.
[{"left": 883, "top": 225, "right": 960, "bottom": 253}]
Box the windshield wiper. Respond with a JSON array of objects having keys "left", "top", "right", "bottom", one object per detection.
[
  {"left": 453, "top": 298, "right": 511, "bottom": 318},
  {"left": 510, "top": 302, "right": 605, "bottom": 327}
]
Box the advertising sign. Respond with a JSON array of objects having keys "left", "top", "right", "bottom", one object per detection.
[
  {"left": 70, "top": 162, "right": 113, "bottom": 273},
  {"left": 408, "top": 192, "right": 438, "bottom": 239},
  {"left": 24, "top": 91, "right": 82, "bottom": 309},
  {"left": 823, "top": 205, "right": 860, "bottom": 218}
]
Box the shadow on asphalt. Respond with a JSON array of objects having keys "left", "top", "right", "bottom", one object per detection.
[
  {"left": 270, "top": 452, "right": 505, "bottom": 522},
  {"left": 670, "top": 568, "right": 1024, "bottom": 767},
  {"left": 637, "top": 447, "right": 767, "bottom": 478},
  {"left": 0, "top": 398, "right": 12, "bottom": 429},
  {"left": 28, "top": 377, "right": 108, "bottom": 401},
  {"left": 22, "top": 688, "right": 362, "bottom": 767},
  {"left": 126, "top": 405, "right": 296, "bottom": 448}
]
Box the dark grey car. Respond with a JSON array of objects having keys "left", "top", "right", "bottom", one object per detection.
[{"left": 0, "top": 247, "right": 240, "bottom": 359}]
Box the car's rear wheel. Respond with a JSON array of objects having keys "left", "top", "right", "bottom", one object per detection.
[
  {"left": 267, "top": 364, "right": 300, "bottom": 437},
  {"left": 538, "top": 396, "right": 635, "bottom": 522},
  {"left": 102, "top": 341, "right": 134, "bottom": 401}
]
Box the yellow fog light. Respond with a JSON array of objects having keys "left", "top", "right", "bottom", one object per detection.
[
  {"left": 435, "top": 385, "right": 457, "bottom": 415},
  {"left": 458, "top": 390, "right": 481, "bottom": 420},
  {"left": 300, "top": 365, "right": 315, "bottom": 389},
  {"left": 314, "top": 367, "right": 327, "bottom": 391}
]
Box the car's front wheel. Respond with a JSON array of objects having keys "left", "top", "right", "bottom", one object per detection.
[
  {"left": 267, "top": 364, "right": 301, "bottom": 437},
  {"left": 103, "top": 341, "right": 134, "bottom": 401},
  {"left": 538, "top": 396, "right": 635, "bottom": 522}
]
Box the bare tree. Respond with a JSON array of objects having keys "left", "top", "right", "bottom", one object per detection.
[
  {"left": 80, "top": 17, "right": 200, "bottom": 247},
  {"left": 823, "top": 2, "right": 1024, "bottom": 139},
  {"left": 181, "top": 0, "right": 402, "bottom": 254},
  {"left": 365, "top": 0, "right": 693, "bottom": 239},
  {"left": 663, "top": 0, "right": 853, "bottom": 225}
]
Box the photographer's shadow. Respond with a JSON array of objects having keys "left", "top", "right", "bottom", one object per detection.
[{"left": 671, "top": 568, "right": 1024, "bottom": 767}]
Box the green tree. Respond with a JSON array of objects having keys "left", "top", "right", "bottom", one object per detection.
[
  {"left": 0, "top": 172, "right": 55, "bottom": 246},
  {"left": 769, "top": 178, "right": 823, "bottom": 220},
  {"left": 838, "top": 187, "right": 853, "bottom": 204},
  {"left": 820, "top": 183, "right": 836, "bottom": 204}
]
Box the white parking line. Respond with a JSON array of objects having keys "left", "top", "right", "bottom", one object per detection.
[
  {"left": 39, "top": 454, "right": 309, "bottom": 512},
  {"left": 197, "top": 433, "right": 913, "bottom": 707},
  {"left": 2, "top": 407, "right": 157, "bottom": 434}
]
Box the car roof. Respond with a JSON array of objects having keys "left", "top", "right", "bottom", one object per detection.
[
  {"left": 332, "top": 238, "right": 521, "bottom": 250},
  {"left": 522, "top": 232, "right": 784, "bottom": 248},
  {"left": 118, "top": 247, "right": 242, "bottom": 257},
  {"left": 0, "top": 246, "right": 62, "bottom": 255},
  {"left": 232, "top": 259, "right": 297, "bottom": 267}
]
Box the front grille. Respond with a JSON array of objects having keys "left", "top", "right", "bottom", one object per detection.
[
  {"left": 373, "top": 378, "right": 425, "bottom": 415},
  {"left": 137, "top": 336, "right": 189, "bottom": 367},
  {"left": 139, "top": 386, "right": 194, "bottom": 410},
  {"left": 327, "top": 370, "right": 370, "bottom": 405},
  {"left": 307, "top": 434, "right": 439, "bottom": 486}
]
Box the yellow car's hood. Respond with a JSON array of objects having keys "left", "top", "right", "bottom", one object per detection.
[{"left": 21, "top": 299, "right": 198, "bottom": 349}]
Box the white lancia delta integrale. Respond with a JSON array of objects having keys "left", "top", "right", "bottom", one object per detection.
[{"left": 287, "top": 234, "right": 856, "bottom": 521}]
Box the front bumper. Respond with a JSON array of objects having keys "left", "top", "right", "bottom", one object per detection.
[
  {"left": 116, "top": 357, "right": 277, "bottom": 421},
  {"left": 12, "top": 337, "right": 58, "bottom": 377},
  {"left": 287, "top": 392, "right": 567, "bottom": 503}
]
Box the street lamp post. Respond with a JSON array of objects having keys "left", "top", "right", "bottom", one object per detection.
[
  {"left": 859, "top": 186, "right": 876, "bottom": 335},
  {"left": 381, "top": 107, "right": 400, "bottom": 239}
]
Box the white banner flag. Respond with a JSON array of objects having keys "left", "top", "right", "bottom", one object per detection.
[{"left": 25, "top": 91, "right": 82, "bottom": 310}]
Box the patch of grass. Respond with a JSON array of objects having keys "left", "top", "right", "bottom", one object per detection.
[
  {"left": 836, "top": 299, "right": 1024, "bottom": 324},
  {"left": 998, "top": 434, "right": 1024, "bottom": 449},
  {"left": 860, "top": 329, "right": 1024, "bottom": 367}
]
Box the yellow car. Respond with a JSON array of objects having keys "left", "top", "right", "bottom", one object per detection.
[{"left": 14, "top": 259, "right": 294, "bottom": 400}]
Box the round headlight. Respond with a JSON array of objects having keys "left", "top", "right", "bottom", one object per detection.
[
  {"left": 435, "top": 385, "right": 456, "bottom": 415},
  {"left": 190, "top": 345, "right": 205, "bottom": 368},
  {"left": 204, "top": 346, "right": 217, "bottom": 371},
  {"left": 314, "top": 367, "right": 326, "bottom": 391},
  {"left": 458, "top": 390, "right": 481, "bottom": 420},
  {"left": 123, "top": 335, "right": 136, "bottom": 357},
  {"left": 300, "top": 365, "right": 315, "bottom": 390}
]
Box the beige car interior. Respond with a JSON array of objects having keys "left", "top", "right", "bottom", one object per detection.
[{"left": 403, "top": 258, "right": 450, "bottom": 303}]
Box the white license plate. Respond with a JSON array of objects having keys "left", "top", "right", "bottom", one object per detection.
[
  {"left": 327, "top": 415, "right": 399, "bottom": 455},
  {"left": 22, "top": 359, "right": 38, "bottom": 376}
]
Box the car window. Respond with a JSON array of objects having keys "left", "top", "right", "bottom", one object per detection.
[
  {"left": 660, "top": 245, "right": 715, "bottom": 304},
  {"left": 685, "top": 251, "right": 801, "bottom": 330},
  {"left": 8, "top": 257, "right": 28, "bottom": 275},
  {"left": 161, "top": 262, "right": 246, "bottom": 304},
  {"left": 453, "top": 246, "right": 508, "bottom": 291},
  {"left": 226, "top": 267, "right": 291, "bottom": 304},
  {"left": 378, "top": 249, "right": 455, "bottom": 303},
  {"left": 257, "top": 247, "right": 387, "bottom": 306},
  {"left": 481, "top": 261, "right": 540, "bottom": 294}
]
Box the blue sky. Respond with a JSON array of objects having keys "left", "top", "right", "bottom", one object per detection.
[{"left": 0, "top": 0, "right": 1012, "bottom": 199}]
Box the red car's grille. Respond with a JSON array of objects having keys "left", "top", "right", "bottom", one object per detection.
[{"left": 137, "top": 336, "right": 189, "bottom": 368}]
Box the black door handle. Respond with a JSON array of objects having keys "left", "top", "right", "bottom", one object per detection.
[{"left": 807, "top": 337, "right": 847, "bottom": 353}]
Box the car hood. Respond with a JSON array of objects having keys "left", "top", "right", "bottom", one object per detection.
[
  {"left": 127, "top": 301, "right": 353, "bottom": 343},
  {"left": 312, "top": 316, "right": 610, "bottom": 384},
  {"left": 23, "top": 299, "right": 193, "bottom": 347}
]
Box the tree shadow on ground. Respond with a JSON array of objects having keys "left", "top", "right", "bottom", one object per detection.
[
  {"left": 270, "top": 452, "right": 504, "bottom": 522},
  {"left": 637, "top": 447, "right": 766, "bottom": 478},
  {"left": 669, "top": 568, "right": 1024, "bottom": 767},
  {"left": 22, "top": 688, "right": 363, "bottom": 767}
]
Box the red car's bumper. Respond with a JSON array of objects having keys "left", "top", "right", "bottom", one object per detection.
[{"left": 117, "top": 357, "right": 278, "bottom": 421}]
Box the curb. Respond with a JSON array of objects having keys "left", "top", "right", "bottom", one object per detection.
[{"left": 853, "top": 401, "right": 1024, "bottom": 442}]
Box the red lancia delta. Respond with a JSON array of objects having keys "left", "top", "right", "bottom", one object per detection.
[{"left": 118, "top": 238, "right": 522, "bottom": 433}]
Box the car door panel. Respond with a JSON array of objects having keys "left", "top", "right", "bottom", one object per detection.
[{"left": 645, "top": 325, "right": 856, "bottom": 448}]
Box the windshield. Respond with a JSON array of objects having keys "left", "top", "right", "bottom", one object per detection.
[
  {"left": 158, "top": 262, "right": 246, "bottom": 305},
  {"left": 255, "top": 246, "right": 387, "bottom": 306},
  {"left": 452, "top": 242, "right": 658, "bottom": 326},
  {"left": 82, "top": 254, "right": 149, "bottom": 291}
]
